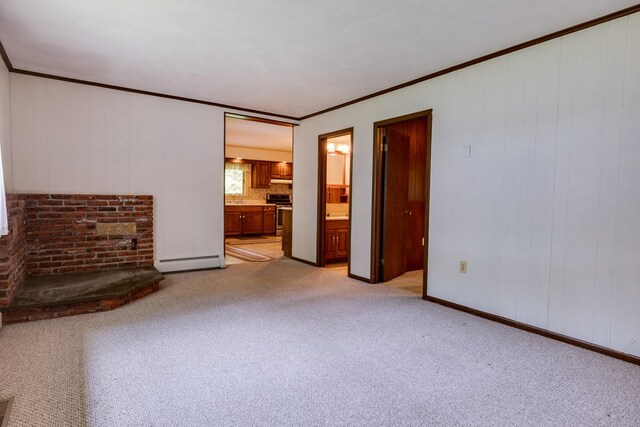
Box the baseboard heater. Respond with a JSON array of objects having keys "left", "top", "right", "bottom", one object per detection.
[{"left": 155, "top": 255, "right": 226, "bottom": 273}]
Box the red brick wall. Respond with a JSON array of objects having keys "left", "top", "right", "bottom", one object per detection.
[
  {"left": 0, "top": 194, "right": 27, "bottom": 308},
  {"left": 25, "top": 194, "right": 154, "bottom": 276}
]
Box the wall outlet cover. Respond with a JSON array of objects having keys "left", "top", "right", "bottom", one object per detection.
[{"left": 459, "top": 260, "right": 468, "bottom": 274}]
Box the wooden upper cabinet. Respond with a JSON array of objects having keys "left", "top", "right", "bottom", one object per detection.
[
  {"left": 271, "top": 162, "right": 293, "bottom": 180},
  {"left": 281, "top": 162, "right": 293, "bottom": 180},
  {"left": 251, "top": 162, "right": 272, "bottom": 188}
]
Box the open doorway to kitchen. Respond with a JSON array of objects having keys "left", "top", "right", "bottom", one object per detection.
[
  {"left": 371, "top": 111, "right": 432, "bottom": 298},
  {"left": 223, "top": 114, "right": 295, "bottom": 265},
  {"left": 317, "top": 128, "right": 353, "bottom": 276}
]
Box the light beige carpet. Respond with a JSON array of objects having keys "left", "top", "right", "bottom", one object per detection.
[{"left": 0, "top": 260, "right": 638, "bottom": 426}]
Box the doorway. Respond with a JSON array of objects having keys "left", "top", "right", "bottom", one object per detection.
[
  {"left": 371, "top": 111, "right": 432, "bottom": 298},
  {"left": 317, "top": 128, "right": 354, "bottom": 275},
  {"left": 223, "top": 113, "right": 295, "bottom": 265}
]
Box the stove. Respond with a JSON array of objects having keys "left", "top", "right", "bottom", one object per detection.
[
  {"left": 266, "top": 193, "right": 292, "bottom": 205},
  {"left": 266, "top": 194, "right": 292, "bottom": 232}
]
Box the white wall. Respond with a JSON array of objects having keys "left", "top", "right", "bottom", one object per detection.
[
  {"left": 9, "top": 74, "right": 296, "bottom": 269},
  {"left": 293, "top": 14, "right": 640, "bottom": 357},
  {"left": 0, "top": 62, "right": 12, "bottom": 191}
]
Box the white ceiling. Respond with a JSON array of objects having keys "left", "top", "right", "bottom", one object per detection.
[
  {"left": 225, "top": 117, "right": 293, "bottom": 152},
  {"left": 0, "top": 1, "right": 636, "bottom": 117}
]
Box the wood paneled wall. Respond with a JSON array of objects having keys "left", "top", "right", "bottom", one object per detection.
[
  {"left": 9, "top": 74, "right": 225, "bottom": 265},
  {"left": 294, "top": 14, "right": 640, "bottom": 356}
]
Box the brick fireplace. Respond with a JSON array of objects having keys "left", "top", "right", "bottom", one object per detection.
[{"left": 0, "top": 193, "right": 155, "bottom": 309}]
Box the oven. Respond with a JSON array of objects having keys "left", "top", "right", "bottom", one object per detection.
[
  {"left": 266, "top": 193, "right": 292, "bottom": 233},
  {"left": 276, "top": 205, "right": 291, "bottom": 230}
]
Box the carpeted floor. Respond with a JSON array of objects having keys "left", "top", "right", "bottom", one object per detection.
[{"left": 0, "top": 259, "right": 638, "bottom": 426}]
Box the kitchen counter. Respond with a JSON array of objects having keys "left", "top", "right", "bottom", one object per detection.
[{"left": 326, "top": 216, "right": 349, "bottom": 221}]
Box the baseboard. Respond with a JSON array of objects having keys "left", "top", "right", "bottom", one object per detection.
[
  {"left": 348, "top": 273, "right": 373, "bottom": 283},
  {"left": 290, "top": 256, "right": 318, "bottom": 267},
  {"left": 155, "top": 255, "right": 225, "bottom": 273},
  {"left": 425, "top": 295, "right": 640, "bottom": 366}
]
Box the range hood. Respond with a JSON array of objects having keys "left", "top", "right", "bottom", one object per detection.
[{"left": 271, "top": 178, "right": 293, "bottom": 184}]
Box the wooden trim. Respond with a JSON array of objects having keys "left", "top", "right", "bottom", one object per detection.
[
  {"left": 10, "top": 68, "right": 300, "bottom": 121},
  {"left": 225, "top": 112, "right": 298, "bottom": 127},
  {"left": 300, "top": 4, "right": 640, "bottom": 120},
  {"left": 425, "top": 295, "right": 640, "bottom": 366},
  {"left": 371, "top": 110, "right": 432, "bottom": 285},
  {"left": 0, "top": 39, "right": 12, "bottom": 71},
  {"left": 316, "top": 128, "right": 353, "bottom": 268},
  {"left": 346, "top": 130, "right": 355, "bottom": 279},
  {"left": 223, "top": 112, "right": 295, "bottom": 256},
  {"left": 290, "top": 256, "right": 318, "bottom": 267},
  {"left": 422, "top": 113, "right": 433, "bottom": 299},
  {"left": 348, "top": 273, "right": 373, "bottom": 284}
]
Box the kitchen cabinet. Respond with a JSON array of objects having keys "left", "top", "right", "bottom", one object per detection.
[
  {"left": 326, "top": 185, "right": 348, "bottom": 204},
  {"left": 225, "top": 205, "right": 277, "bottom": 236},
  {"left": 325, "top": 219, "right": 349, "bottom": 261},
  {"left": 263, "top": 205, "right": 276, "bottom": 234},
  {"left": 224, "top": 211, "right": 243, "bottom": 235},
  {"left": 271, "top": 162, "right": 293, "bottom": 180},
  {"left": 251, "top": 162, "right": 272, "bottom": 188}
]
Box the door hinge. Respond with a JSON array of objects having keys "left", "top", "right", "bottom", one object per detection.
[
  {"left": 380, "top": 258, "right": 384, "bottom": 266},
  {"left": 422, "top": 237, "right": 425, "bottom": 246},
  {"left": 382, "top": 136, "right": 388, "bottom": 152}
]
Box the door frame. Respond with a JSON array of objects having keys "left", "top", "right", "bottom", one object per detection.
[
  {"left": 370, "top": 110, "right": 432, "bottom": 299},
  {"left": 316, "top": 127, "right": 354, "bottom": 270},
  {"left": 223, "top": 113, "right": 297, "bottom": 256}
]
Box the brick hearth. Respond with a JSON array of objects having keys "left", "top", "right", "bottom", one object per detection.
[{"left": 0, "top": 193, "right": 162, "bottom": 323}]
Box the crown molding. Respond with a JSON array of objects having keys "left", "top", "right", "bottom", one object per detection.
[{"left": 300, "top": 3, "right": 640, "bottom": 119}]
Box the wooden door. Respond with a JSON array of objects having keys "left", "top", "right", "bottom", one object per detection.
[
  {"left": 335, "top": 227, "right": 349, "bottom": 258},
  {"left": 380, "top": 127, "right": 410, "bottom": 282},
  {"left": 406, "top": 119, "right": 427, "bottom": 271},
  {"left": 224, "top": 211, "right": 242, "bottom": 235},
  {"left": 242, "top": 210, "right": 264, "bottom": 234}
]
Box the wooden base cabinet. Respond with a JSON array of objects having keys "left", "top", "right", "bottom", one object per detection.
[
  {"left": 325, "top": 219, "right": 349, "bottom": 261},
  {"left": 225, "top": 205, "right": 276, "bottom": 236},
  {"left": 263, "top": 206, "right": 276, "bottom": 234}
]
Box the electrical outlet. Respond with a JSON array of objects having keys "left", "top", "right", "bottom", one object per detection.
[{"left": 459, "top": 260, "right": 468, "bottom": 274}]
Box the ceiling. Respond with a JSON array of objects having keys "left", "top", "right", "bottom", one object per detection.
[
  {"left": 0, "top": 1, "right": 636, "bottom": 118},
  {"left": 225, "top": 117, "right": 293, "bottom": 152}
]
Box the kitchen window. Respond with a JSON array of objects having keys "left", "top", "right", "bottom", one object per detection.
[{"left": 224, "top": 162, "right": 250, "bottom": 196}]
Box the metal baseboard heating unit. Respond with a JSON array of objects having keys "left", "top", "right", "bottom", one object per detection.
[
  {"left": 155, "top": 255, "right": 226, "bottom": 273},
  {"left": 0, "top": 397, "right": 13, "bottom": 427}
]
